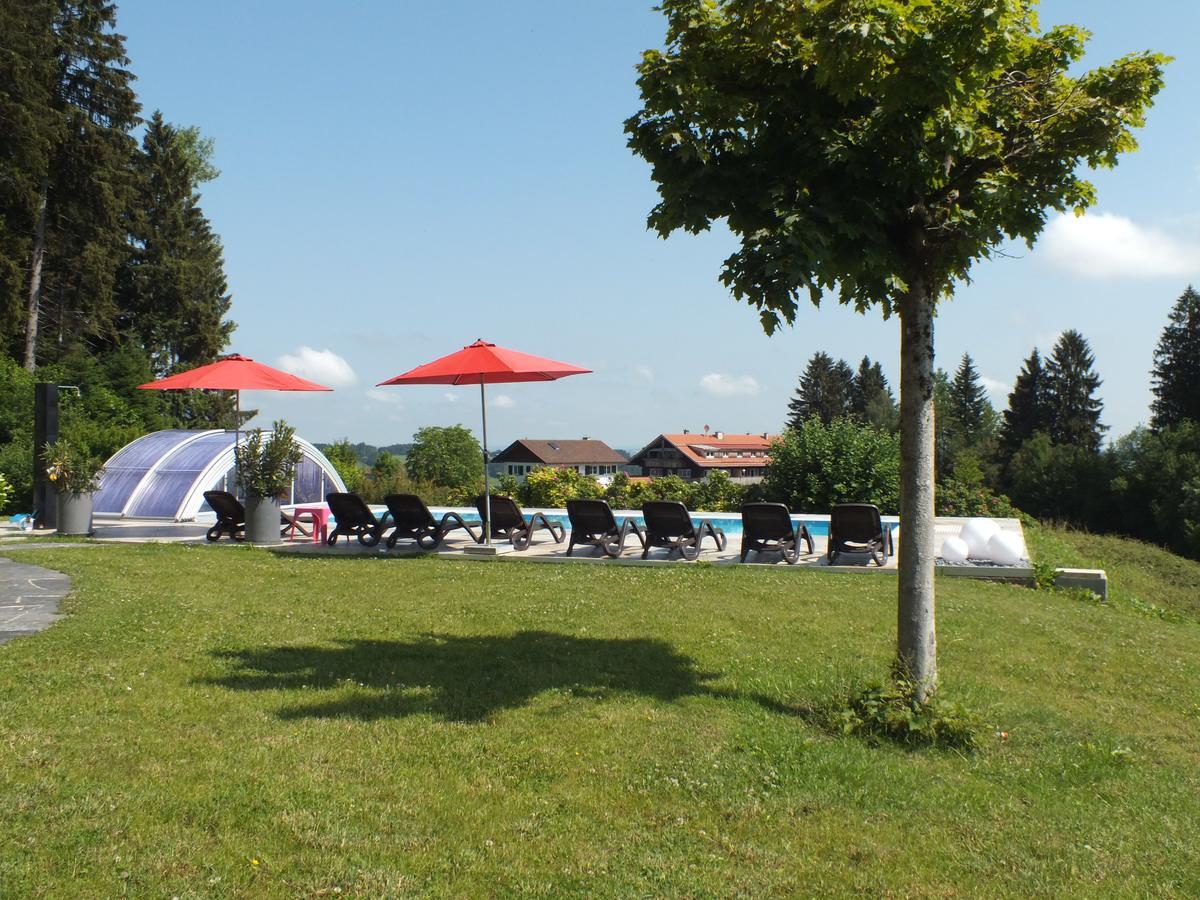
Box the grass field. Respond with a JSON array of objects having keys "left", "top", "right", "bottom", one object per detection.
[{"left": 1, "top": 531, "right": 1198, "bottom": 896}]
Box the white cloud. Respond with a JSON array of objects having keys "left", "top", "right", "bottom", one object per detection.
[
  {"left": 276, "top": 346, "right": 358, "bottom": 387},
  {"left": 1040, "top": 211, "right": 1200, "bottom": 279},
  {"left": 492, "top": 394, "right": 515, "bottom": 409},
  {"left": 981, "top": 376, "right": 1010, "bottom": 403},
  {"left": 635, "top": 365, "right": 655, "bottom": 382},
  {"left": 699, "top": 373, "right": 760, "bottom": 398},
  {"left": 442, "top": 392, "right": 459, "bottom": 403},
  {"left": 365, "top": 388, "right": 403, "bottom": 406}
]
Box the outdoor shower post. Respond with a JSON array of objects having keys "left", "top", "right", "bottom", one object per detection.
[{"left": 33, "top": 383, "right": 59, "bottom": 529}]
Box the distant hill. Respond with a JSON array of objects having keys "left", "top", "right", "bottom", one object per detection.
[{"left": 314, "top": 442, "right": 412, "bottom": 468}]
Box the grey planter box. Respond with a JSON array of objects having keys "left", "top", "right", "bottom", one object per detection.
[
  {"left": 245, "top": 495, "right": 282, "bottom": 545},
  {"left": 56, "top": 491, "right": 94, "bottom": 536}
]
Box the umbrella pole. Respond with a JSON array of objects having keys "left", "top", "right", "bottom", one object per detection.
[
  {"left": 480, "top": 379, "right": 491, "bottom": 547},
  {"left": 234, "top": 390, "right": 241, "bottom": 498}
]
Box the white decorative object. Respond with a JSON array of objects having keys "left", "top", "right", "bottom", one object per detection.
[
  {"left": 959, "top": 518, "right": 1000, "bottom": 559},
  {"left": 987, "top": 531, "right": 1025, "bottom": 567},
  {"left": 940, "top": 535, "right": 969, "bottom": 563}
]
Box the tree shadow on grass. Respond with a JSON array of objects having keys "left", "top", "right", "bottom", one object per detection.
[{"left": 204, "top": 631, "right": 740, "bottom": 723}]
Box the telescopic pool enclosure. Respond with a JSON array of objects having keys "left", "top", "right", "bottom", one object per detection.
[{"left": 94, "top": 429, "right": 347, "bottom": 521}]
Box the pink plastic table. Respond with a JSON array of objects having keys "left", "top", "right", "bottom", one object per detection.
[{"left": 291, "top": 503, "right": 331, "bottom": 543}]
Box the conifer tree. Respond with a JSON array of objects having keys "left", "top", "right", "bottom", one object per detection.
[
  {"left": 787, "top": 352, "right": 854, "bottom": 427},
  {"left": 119, "top": 112, "right": 233, "bottom": 376},
  {"left": 949, "top": 353, "right": 989, "bottom": 442},
  {"left": 1150, "top": 285, "right": 1200, "bottom": 429},
  {"left": 998, "top": 348, "right": 1051, "bottom": 462},
  {"left": 1046, "top": 330, "right": 1106, "bottom": 452},
  {"left": 0, "top": 1, "right": 57, "bottom": 357},
  {"left": 22, "top": 0, "right": 140, "bottom": 369},
  {"left": 850, "top": 356, "right": 897, "bottom": 428}
]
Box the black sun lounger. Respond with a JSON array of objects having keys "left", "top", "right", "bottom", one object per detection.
[
  {"left": 641, "top": 500, "right": 726, "bottom": 561},
  {"left": 827, "top": 502, "right": 893, "bottom": 566},
  {"left": 203, "top": 490, "right": 310, "bottom": 542},
  {"left": 474, "top": 494, "right": 564, "bottom": 551},
  {"left": 382, "top": 493, "right": 479, "bottom": 550},
  {"left": 566, "top": 499, "right": 645, "bottom": 558},
  {"left": 739, "top": 502, "right": 814, "bottom": 564},
  {"left": 325, "top": 492, "right": 384, "bottom": 546}
]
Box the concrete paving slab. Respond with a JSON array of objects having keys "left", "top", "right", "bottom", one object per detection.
[{"left": 0, "top": 557, "right": 71, "bottom": 645}]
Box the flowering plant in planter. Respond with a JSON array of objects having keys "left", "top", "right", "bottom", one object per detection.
[
  {"left": 235, "top": 420, "right": 303, "bottom": 498},
  {"left": 45, "top": 438, "right": 104, "bottom": 493}
]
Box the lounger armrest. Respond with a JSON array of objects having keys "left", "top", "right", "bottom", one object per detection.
[
  {"left": 620, "top": 517, "right": 646, "bottom": 548},
  {"left": 439, "top": 511, "right": 479, "bottom": 543}
]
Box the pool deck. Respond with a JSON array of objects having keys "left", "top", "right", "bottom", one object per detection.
[{"left": 1, "top": 513, "right": 1034, "bottom": 580}]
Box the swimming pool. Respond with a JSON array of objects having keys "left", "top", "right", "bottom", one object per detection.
[{"left": 376, "top": 507, "right": 901, "bottom": 538}]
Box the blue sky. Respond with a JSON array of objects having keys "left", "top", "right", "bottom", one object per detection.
[{"left": 118, "top": 0, "right": 1200, "bottom": 450}]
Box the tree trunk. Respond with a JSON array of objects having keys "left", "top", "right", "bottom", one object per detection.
[
  {"left": 897, "top": 282, "right": 938, "bottom": 701},
  {"left": 23, "top": 176, "right": 48, "bottom": 372}
]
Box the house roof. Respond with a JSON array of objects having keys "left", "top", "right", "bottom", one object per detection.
[
  {"left": 632, "top": 432, "right": 778, "bottom": 469},
  {"left": 490, "top": 438, "right": 627, "bottom": 466}
]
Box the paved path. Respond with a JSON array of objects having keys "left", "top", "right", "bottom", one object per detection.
[{"left": 0, "top": 556, "right": 70, "bottom": 645}]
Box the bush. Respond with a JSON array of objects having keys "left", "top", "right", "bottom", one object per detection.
[
  {"left": 1110, "top": 423, "right": 1200, "bottom": 560},
  {"left": 761, "top": 417, "right": 900, "bottom": 513},
  {"left": 323, "top": 439, "right": 366, "bottom": 494},
  {"left": 520, "top": 466, "right": 604, "bottom": 508},
  {"left": 935, "top": 476, "right": 1020, "bottom": 518},
  {"left": 405, "top": 425, "right": 482, "bottom": 491},
  {"left": 44, "top": 437, "right": 104, "bottom": 493},
  {"left": 235, "top": 421, "right": 303, "bottom": 498},
  {"left": 1008, "top": 434, "right": 1116, "bottom": 528},
  {"left": 0, "top": 472, "right": 12, "bottom": 512}
]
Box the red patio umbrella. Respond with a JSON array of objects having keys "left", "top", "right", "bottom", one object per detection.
[
  {"left": 377, "top": 339, "right": 591, "bottom": 546},
  {"left": 138, "top": 354, "right": 333, "bottom": 491}
]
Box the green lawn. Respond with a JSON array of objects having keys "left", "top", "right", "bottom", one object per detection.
[{"left": 1, "top": 537, "right": 1198, "bottom": 897}]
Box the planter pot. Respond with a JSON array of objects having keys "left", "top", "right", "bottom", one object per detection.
[
  {"left": 57, "top": 491, "right": 94, "bottom": 536},
  {"left": 245, "top": 495, "right": 282, "bottom": 544}
]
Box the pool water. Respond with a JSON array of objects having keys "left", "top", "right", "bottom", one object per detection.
[{"left": 373, "top": 507, "right": 844, "bottom": 539}]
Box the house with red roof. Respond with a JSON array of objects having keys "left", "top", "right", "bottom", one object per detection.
[
  {"left": 629, "top": 429, "right": 777, "bottom": 483},
  {"left": 488, "top": 438, "right": 631, "bottom": 485}
]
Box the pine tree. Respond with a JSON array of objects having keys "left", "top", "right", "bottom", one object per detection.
[
  {"left": 1150, "top": 285, "right": 1200, "bottom": 429},
  {"left": 998, "top": 348, "right": 1051, "bottom": 462},
  {"left": 849, "top": 356, "right": 896, "bottom": 427},
  {"left": 949, "top": 353, "right": 989, "bottom": 441},
  {"left": 1046, "top": 330, "right": 1106, "bottom": 452},
  {"left": 0, "top": 0, "right": 57, "bottom": 357},
  {"left": 119, "top": 112, "right": 233, "bottom": 375},
  {"left": 787, "top": 351, "right": 854, "bottom": 427},
  {"left": 21, "top": 0, "right": 140, "bottom": 369}
]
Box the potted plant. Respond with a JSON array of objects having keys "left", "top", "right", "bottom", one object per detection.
[
  {"left": 46, "top": 438, "right": 104, "bottom": 536},
  {"left": 235, "top": 420, "right": 303, "bottom": 544}
]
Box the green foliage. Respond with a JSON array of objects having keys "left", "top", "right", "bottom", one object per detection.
[
  {"left": 405, "top": 425, "right": 482, "bottom": 491},
  {"left": 1110, "top": 423, "right": 1200, "bottom": 560},
  {"left": 44, "top": 437, "right": 103, "bottom": 494},
  {"left": 761, "top": 418, "right": 900, "bottom": 513},
  {"left": 119, "top": 112, "right": 233, "bottom": 382},
  {"left": 627, "top": 0, "right": 1168, "bottom": 330},
  {"left": 935, "top": 474, "right": 1019, "bottom": 519},
  {"left": 372, "top": 450, "right": 401, "bottom": 479},
  {"left": 519, "top": 466, "right": 604, "bottom": 508},
  {"left": 999, "top": 348, "right": 1052, "bottom": 469},
  {"left": 1008, "top": 434, "right": 1115, "bottom": 528},
  {"left": 949, "top": 354, "right": 990, "bottom": 443},
  {"left": 0, "top": 472, "right": 13, "bottom": 511},
  {"left": 853, "top": 356, "right": 898, "bottom": 431},
  {"left": 787, "top": 352, "right": 854, "bottom": 428},
  {"left": 1046, "top": 330, "right": 1107, "bottom": 452},
  {"left": 323, "top": 439, "right": 366, "bottom": 494},
  {"left": 1150, "top": 285, "right": 1200, "bottom": 430},
  {"left": 828, "top": 681, "right": 978, "bottom": 750},
  {"left": 235, "top": 420, "right": 303, "bottom": 498}
]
